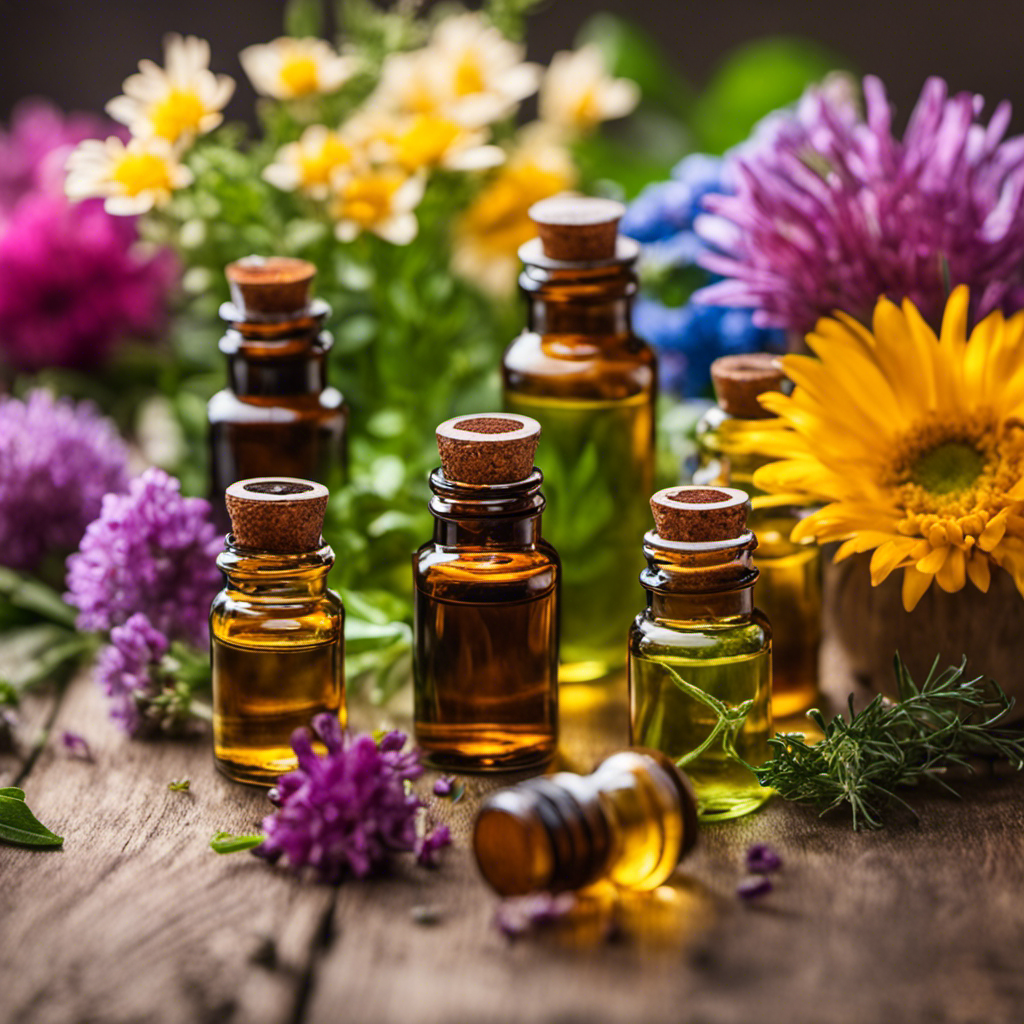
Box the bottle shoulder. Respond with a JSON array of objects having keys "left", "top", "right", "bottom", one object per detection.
[
  {"left": 414, "top": 543, "right": 558, "bottom": 600},
  {"left": 211, "top": 588, "right": 343, "bottom": 646},
  {"left": 208, "top": 387, "right": 348, "bottom": 424},
  {"left": 630, "top": 611, "right": 770, "bottom": 659}
]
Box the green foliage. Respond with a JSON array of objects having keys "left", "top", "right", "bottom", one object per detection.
[
  {"left": 210, "top": 830, "right": 265, "bottom": 854},
  {"left": 756, "top": 655, "right": 1024, "bottom": 829},
  {"left": 0, "top": 788, "right": 64, "bottom": 849},
  {"left": 285, "top": 0, "right": 326, "bottom": 39}
]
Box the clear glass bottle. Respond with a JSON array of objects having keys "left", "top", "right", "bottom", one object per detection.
[
  {"left": 474, "top": 749, "right": 699, "bottom": 896},
  {"left": 503, "top": 197, "right": 656, "bottom": 684},
  {"left": 629, "top": 486, "right": 772, "bottom": 821},
  {"left": 211, "top": 478, "right": 345, "bottom": 785},
  {"left": 694, "top": 354, "right": 821, "bottom": 718},
  {"left": 208, "top": 256, "right": 348, "bottom": 531},
  {"left": 413, "top": 414, "right": 559, "bottom": 771}
]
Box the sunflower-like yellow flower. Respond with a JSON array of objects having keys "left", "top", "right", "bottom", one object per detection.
[
  {"left": 106, "top": 34, "right": 234, "bottom": 145},
  {"left": 753, "top": 286, "right": 1024, "bottom": 611},
  {"left": 65, "top": 136, "right": 194, "bottom": 215},
  {"left": 263, "top": 125, "right": 355, "bottom": 199},
  {"left": 451, "top": 125, "right": 576, "bottom": 296},
  {"left": 240, "top": 37, "right": 360, "bottom": 100}
]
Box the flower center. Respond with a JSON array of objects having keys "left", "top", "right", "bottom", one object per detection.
[
  {"left": 454, "top": 53, "right": 486, "bottom": 96},
  {"left": 910, "top": 443, "right": 986, "bottom": 496},
  {"left": 337, "top": 173, "right": 400, "bottom": 226},
  {"left": 298, "top": 136, "right": 351, "bottom": 187},
  {"left": 110, "top": 151, "right": 174, "bottom": 197},
  {"left": 397, "top": 116, "right": 461, "bottom": 170},
  {"left": 279, "top": 55, "right": 320, "bottom": 97},
  {"left": 149, "top": 88, "right": 207, "bottom": 141}
]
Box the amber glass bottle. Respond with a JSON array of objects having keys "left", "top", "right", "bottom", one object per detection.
[
  {"left": 413, "top": 413, "right": 559, "bottom": 771},
  {"left": 694, "top": 354, "right": 820, "bottom": 717},
  {"left": 208, "top": 256, "right": 347, "bottom": 530},
  {"left": 629, "top": 486, "right": 772, "bottom": 821},
  {"left": 474, "top": 749, "right": 698, "bottom": 896},
  {"left": 503, "top": 197, "right": 656, "bottom": 683},
  {"left": 211, "top": 478, "right": 345, "bottom": 785}
]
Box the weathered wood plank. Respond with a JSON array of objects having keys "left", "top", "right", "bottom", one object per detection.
[{"left": 0, "top": 668, "right": 334, "bottom": 1024}]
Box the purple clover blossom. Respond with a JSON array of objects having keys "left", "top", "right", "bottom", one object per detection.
[
  {"left": 0, "top": 389, "right": 130, "bottom": 572},
  {"left": 255, "top": 715, "right": 451, "bottom": 883},
  {"left": 94, "top": 612, "right": 169, "bottom": 734},
  {"left": 695, "top": 75, "right": 1024, "bottom": 334},
  {"left": 66, "top": 468, "right": 222, "bottom": 647}
]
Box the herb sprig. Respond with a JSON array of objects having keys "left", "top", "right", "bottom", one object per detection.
[{"left": 755, "top": 655, "right": 1024, "bottom": 829}]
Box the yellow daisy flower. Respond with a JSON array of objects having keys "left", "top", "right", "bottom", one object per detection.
[
  {"left": 329, "top": 168, "right": 425, "bottom": 245},
  {"left": 65, "top": 136, "right": 194, "bottom": 215},
  {"left": 106, "top": 34, "right": 235, "bottom": 145},
  {"left": 263, "top": 125, "right": 356, "bottom": 200},
  {"left": 240, "top": 37, "right": 360, "bottom": 100},
  {"left": 451, "top": 125, "right": 576, "bottom": 296},
  {"left": 539, "top": 45, "right": 640, "bottom": 135},
  {"left": 753, "top": 286, "right": 1024, "bottom": 611}
]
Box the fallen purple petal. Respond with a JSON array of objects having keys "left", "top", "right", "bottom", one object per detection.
[
  {"left": 745, "top": 843, "right": 783, "bottom": 874},
  {"left": 493, "top": 892, "right": 577, "bottom": 940},
  {"left": 737, "top": 875, "right": 773, "bottom": 901},
  {"left": 433, "top": 775, "right": 455, "bottom": 797},
  {"left": 60, "top": 729, "right": 92, "bottom": 761}
]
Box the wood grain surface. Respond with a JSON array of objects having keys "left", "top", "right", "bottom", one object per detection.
[{"left": 2, "top": 640, "right": 1024, "bottom": 1024}]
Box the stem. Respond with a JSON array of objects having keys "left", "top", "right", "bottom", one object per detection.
[{"left": 190, "top": 700, "right": 213, "bottom": 723}]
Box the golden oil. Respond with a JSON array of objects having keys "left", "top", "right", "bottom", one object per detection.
[
  {"left": 628, "top": 486, "right": 772, "bottom": 821},
  {"left": 211, "top": 478, "right": 344, "bottom": 785},
  {"left": 473, "top": 749, "right": 699, "bottom": 896}
]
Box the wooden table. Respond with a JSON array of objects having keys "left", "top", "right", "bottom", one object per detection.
[{"left": 3, "top": 638, "right": 1024, "bottom": 1024}]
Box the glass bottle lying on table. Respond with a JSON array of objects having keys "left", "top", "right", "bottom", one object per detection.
[
  {"left": 629, "top": 486, "right": 772, "bottom": 821},
  {"left": 695, "top": 353, "right": 821, "bottom": 718},
  {"left": 211, "top": 478, "right": 345, "bottom": 786},
  {"left": 503, "top": 197, "right": 656, "bottom": 684},
  {"left": 413, "top": 413, "right": 559, "bottom": 772}
]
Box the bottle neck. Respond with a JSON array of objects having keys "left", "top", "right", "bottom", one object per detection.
[
  {"left": 641, "top": 530, "right": 759, "bottom": 622},
  {"left": 428, "top": 469, "right": 544, "bottom": 549},
  {"left": 519, "top": 254, "right": 638, "bottom": 342},
  {"left": 216, "top": 540, "right": 334, "bottom": 598}
]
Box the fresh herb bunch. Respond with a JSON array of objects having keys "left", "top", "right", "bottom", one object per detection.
[{"left": 756, "top": 655, "right": 1024, "bottom": 830}]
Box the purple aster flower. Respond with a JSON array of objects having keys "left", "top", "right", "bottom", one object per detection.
[
  {"left": 0, "top": 193, "right": 176, "bottom": 371},
  {"left": 696, "top": 75, "right": 1024, "bottom": 334},
  {"left": 66, "top": 467, "right": 222, "bottom": 646},
  {"left": 737, "top": 875, "right": 773, "bottom": 901},
  {"left": 60, "top": 730, "right": 93, "bottom": 761},
  {"left": 0, "top": 99, "right": 114, "bottom": 216},
  {"left": 745, "top": 842, "right": 783, "bottom": 874},
  {"left": 94, "top": 612, "right": 169, "bottom": 734},
  {"left": 254, "top": 715, "right": 451, "bottom": 883},
  {"left": 493, "top": 892, "right": 577, "bottom": 940},
  {"left": 0, "top": 389, "right": 130, "bottom": 572}
]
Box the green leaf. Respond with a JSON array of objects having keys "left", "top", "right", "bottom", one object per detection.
[
  {"left": 0, "top": 792, "right": 64, "bottom": 848},
  {"left": 691, "top": 36, "right": 847, "bottom": 154},
  {"left": 210, "top": 831, "right": 265, "bottom": 854},
  {"left": 0, "top": 568, "right": 77, "bottom": 629},
  {"left": 168, "top": 779, "right": 191, "bottom": 792}
]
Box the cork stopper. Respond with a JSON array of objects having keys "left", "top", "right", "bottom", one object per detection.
[
  {"left": 436, "top": 413, "right": 541, "bottom": 485},
  {"left": 225, "top": 477, "right": 329, "bottom": 553},
  {"left": 711, "top": 353, "right": 786, "bottom": 420},
  {"left": 529, "top": 196, "right": 625, "bottom": 262},
  {"left": 225, "top": 256, "right": 316, "bottom": 318},
  {"left": 650, "top": 486, "right": 750, "bottom": 543}
]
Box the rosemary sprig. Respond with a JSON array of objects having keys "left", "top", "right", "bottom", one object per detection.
[
  {"left": 664, "top": 666, "right": 754, "bottom": 768},
  {"left": 756, "top": 654, "right": 1024, "bottom": 829}
]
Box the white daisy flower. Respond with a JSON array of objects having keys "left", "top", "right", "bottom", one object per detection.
[
  {"left": 330, "top": 168, "right": 425, "bottom": 245},
  {"left": 65, "top": 136, "right": 194, "bottom": 216},
  {"left": 263, "top": 125, "right": 357, "bottom": 200},
  {"left": 384, "top": 113, "right": 505, "bottom": 173},
  {"left": 240, "top": 37, "right": 361, "bottom": 100},
  {"left": 539, "top": 45, "right": 641, "bottom": 135},
  {"left": 106, "top": 34, "right": 235, "bottom": 144}
]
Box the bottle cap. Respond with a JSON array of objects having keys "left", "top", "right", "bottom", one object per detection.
[
  {"left": 436, "top": 413, "right": 541, "bottom": 485},
  {"left": 225, "top": 256, "right": 316, "bottom": 318},
  {"left": 225, "top": 477, "right": 329, "bottom": 553},
  {"left": 529, "top": 195, "right": 626, "bottom": 262},
  {"left": 710, "top": 353, "right": 786, "bottom": 419},
  {"left": 650, "top": 485, "right": 750, "bottom": 543}
]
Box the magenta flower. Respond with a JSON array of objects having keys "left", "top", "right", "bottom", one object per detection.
[
  {"left": 256, "top": 716, "right": 451, "bottom": 882},
  {"left": 66, "top": 468, "right": 222, "bottom": 646},
  {"left": 0, "top": 193, "right": 176, "bottom": 371},
  {"left": 94, "top": 612, "right": 169, "bottom": 734},
  {"left": 0, "top": 389, "right": 130, "bottom": 571},
  {"left": 696, "top": 76, "right": 1024, "bottom": 334}
]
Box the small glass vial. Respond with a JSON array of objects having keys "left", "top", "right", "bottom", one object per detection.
[
  {"left": 695, "top": 354, "right": 821, "bottom": 717},
  {"left": 503, "top": 197, "right": 656, "bottom": 683},
  {"left": 629, "top": 486, "right": 772, "bottom": 821},
  {"left": 473, "top": 749, "right": 699, "bottom": 896},
  {"left": 413, "top": 413, "right": 559, "bottom": 771},
  {"left": 211, "top": 478, "right": 345, "bottom": 785},
  {"left": 208, "top": 256, "right": 348, "bottom": 530}
]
